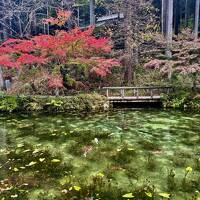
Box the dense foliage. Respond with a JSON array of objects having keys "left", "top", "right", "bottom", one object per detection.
[{"left": 0, "top": 11, "right": 119, "bottom": 95}]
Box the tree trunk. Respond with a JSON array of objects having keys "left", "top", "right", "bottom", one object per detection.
[
  {"left": 194, "top": 0, "right": 200, "bottom": 41},
  {"left": 162, "top": 0, "right": 168, "bottom": 36},
  {"left": 165, "top": 0, "right": 173, "bottom": 59},
  {"left": 123, "top": 0, "right": 140, "bottom": 86},
  {"left": 174, "top": 0, "right": 180, "bottom": 35},
  {"left": 0, "top": 67, "right": 4, "bottom": 90},
  {"left": 89, "top": 0, "right": 95, "bottom": 25},
  {"left": 185, "top": 0, "right": 188, "bottom": 27},
  {"left": 2, "top": 0, "right": 8, "bottom": 41}
]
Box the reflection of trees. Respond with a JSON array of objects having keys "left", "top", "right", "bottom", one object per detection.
[
  {"left": 0, "top": 127, "right": 7, "bottom": 150},
  {"left": 0, "top": 127, "right": 7, "bottom": 178}
]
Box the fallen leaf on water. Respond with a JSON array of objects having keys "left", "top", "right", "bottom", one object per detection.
[
  {"left": 51, "top": 159, "right": 61, "bottom": 163},
  {"left": 145, "top": 192, "right": 153, "bottom": 197},
  {"left": 13, "top": 168, "right": 19, "bottom": 172},
  {"left": 159, "top": 192, "right": 170, "bottom": 199},
  {"left": 97, "top": 172, "right": 104, "bottom": 178},
  {"left": 11, "top": 194, "right": 18, "bottom": 198},
  {"left": 27, "top": 161, "right": 37, "bottom": 166},
  {"left": 32, "top": 149, "right": 40, "bottom": 154},
  {"left": 185, "top": 166, "right": 193, "bottom": 173},
  {"left": 39, "top": 158, "right": 45, "bottom": 162},
  {"left": 122, "top": 193, "right": 134, "bottom": 198},
  {"left": 74, "top": 186, "right": 81, "bottom": 191},
  {"left": 17, "top": 144, "right": 24, "bottom": 148}
]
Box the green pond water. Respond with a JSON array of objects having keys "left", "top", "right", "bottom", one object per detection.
[{"left": 0, "top": 110, "right": 200, "bottom": 200}]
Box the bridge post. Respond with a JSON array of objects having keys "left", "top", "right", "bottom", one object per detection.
[
  {"left": 150, "top": 89, "right": 153, "bottom": 98},
  {"left": 106, "top": 89, "right": 109, "bottom": 97},
  {"left": 120, "top": 88, "right": 125, "bottom": 98}
]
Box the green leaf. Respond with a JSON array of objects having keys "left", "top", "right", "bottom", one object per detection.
[{"left": 122, "top": 193, "right": 134, "bottom": 198}]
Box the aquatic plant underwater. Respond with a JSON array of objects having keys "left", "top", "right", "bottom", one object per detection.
[{"left": 0, "top": 110, "right": 199, "bottom": 200}]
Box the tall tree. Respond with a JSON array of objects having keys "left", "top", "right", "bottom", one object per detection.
[
  {"left": 89, "top": 0, "right": 95, "bottom": 25},
  {"left": 165, "top": 0, "right": 173, "bottom": 59},
  {"left": 194, "top": 0, "right": 200, "bottom": 41}
]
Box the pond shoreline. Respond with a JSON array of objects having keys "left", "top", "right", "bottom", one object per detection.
[
  {"left": 0, "top": 92, "right": 199, "bottom": 113},
  {"left": 0, "top": 94, "right": 110, "bottom": 113}
]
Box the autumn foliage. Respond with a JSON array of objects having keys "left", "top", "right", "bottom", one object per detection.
[{"left": 0, "top": 10, "right": 120, "bottom": 94}]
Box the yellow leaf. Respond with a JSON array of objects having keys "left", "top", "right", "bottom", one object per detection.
[
  {"left": 159, "top": 192, "right": 170, "bottom": 199},
  {"left": 74, "top": 186, "right": 81, "bottom": 191},
  {"left": 185, "top": 166, "right": 193, "bottom": 173},
  {"left": 69, "top": 187, "right": 73, "bottom": 191},
  {"left": 32, "top": 149, "right": 40, "bottom": 154},
  {"left": 39, "top": 158, "right": 45, "bottom": 162},
  {"left": 17, "top": 144, "right": 24, "bottom": 148},
  {"left": 51, "top": 159, "right": 61, "bottom": 163},
  {"left": 13, "top": 168, "right": 19, "bottom": 172},
  {"left": 27, "top": 161, "right": 37, "bottom": 166},
  {"left": 122, "top": 193, "right": 134, "bottom": 198},
  {"left": 97, "top": 172, "right": 104, "bottom": 178},
  {"left": 145, "top": 192, "right": 153, "bottom": 197}
]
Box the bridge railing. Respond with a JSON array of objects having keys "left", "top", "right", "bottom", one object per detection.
[{"left": 102, "top": 86, "right": 173, "bottom": 99}]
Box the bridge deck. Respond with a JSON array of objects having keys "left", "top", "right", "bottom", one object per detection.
[
  {"left": 108, "top": 96, "right": 161, "bottom": 102},
  {"left": 103, "top": 86, "right": 172, "bottom": 104}
]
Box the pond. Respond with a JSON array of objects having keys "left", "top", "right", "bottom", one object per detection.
[{"left": 0, "top": 109, "right": 199, "bottom": 200}]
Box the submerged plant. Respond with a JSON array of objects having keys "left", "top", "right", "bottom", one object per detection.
[
  {"left": 146, "top": 153, "right": 157, "bottom": 171},
  {"left": 167, "top": 169, "right": 176, "bottom": 191}
]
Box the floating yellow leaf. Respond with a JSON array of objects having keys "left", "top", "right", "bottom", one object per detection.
[
  {"left": 185, "top": 166, "right": 193, "bottom": 173},
  {"left": 39, "top": 158, "right": 45, "bottom": 162},
  {"left": 127, "top": 148, "right": 135, "bottom": 151},
  {"left": 32, "top": 149, "right": 40, "bottom": 154},
  {"left": 27, "top": 161, "right": 37, "bottom": 166},
  {"left": 97, "top": 172, "right": 104, "bottom": 178},
  {"left": 69, "top": 187, "right": 73, "bottom": 191},
  {"left": 145, "top": 192, "right": 153, "bottom": 197},
  {"left": 13, "top": 168, "right": 19, "bottom": 172},
  {"left": 122, "top": 193, "right": 134, "bottom": 198},
  {"left": 10, "top": 194, "right": 18, "bottom": 198},
  {"left": 17, "top": 144, "right": 24, "bottom": 148},
  {"left": 74, "top": 186, "right": 81, "bottom": 191},
  {"left": 23, "top": 149, "right": 31, "bottom": 153},
  {"left": 51, "top": 159, "right": 61, "bottom": 163},
  {"left": 159, "top": 192, "right": 170, "bottom": 199}
]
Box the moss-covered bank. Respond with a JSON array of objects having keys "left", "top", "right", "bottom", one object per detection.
[
  {"left": 0, "top": 94, "right": 109, "bottom": 113},
  {"left": 162, "top": 88, "right": 200, "bottom": 112}
]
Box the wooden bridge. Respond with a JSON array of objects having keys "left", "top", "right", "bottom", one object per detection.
[{"left": 103, "top": 86, "right": 173, "bottom": 103}]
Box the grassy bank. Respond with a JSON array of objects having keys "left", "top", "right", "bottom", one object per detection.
[
  {"left": 0, "top": 94, "right": 109, "bottom": 113},
  {"left": 162, "top": 88, "right": 200, "bottom": 112}
]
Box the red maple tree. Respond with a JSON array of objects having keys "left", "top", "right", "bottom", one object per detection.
[{"left": 0, "top": 10, "right": 120, "bottom": 94}]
